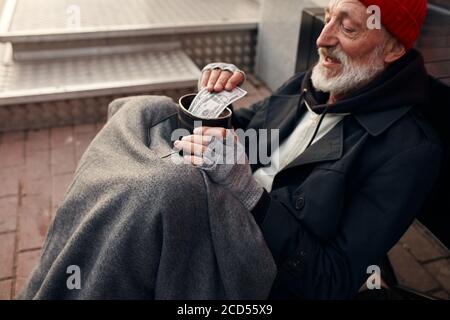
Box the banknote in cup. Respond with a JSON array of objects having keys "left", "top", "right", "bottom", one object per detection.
[
  {"left": 188, "top": 87, "right": 247, "bottom": 119},
  {"left": 178, "top": 94, "right": 233, "bottom": 133}
]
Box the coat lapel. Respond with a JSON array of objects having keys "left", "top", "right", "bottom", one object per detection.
[
  {"left": 284, "top": 119, "right": 344, "bottom": 170},
  {"left": 262, "top": 94, "right": 302, "bottom": 158},
  {"left": 264, "top": 95, "right": 302, "bottom": 139},
  {"left": 260, "top": 93, "right": 344, "bottom": 170}
]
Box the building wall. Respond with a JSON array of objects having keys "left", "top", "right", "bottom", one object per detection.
[{"left": 255, "top": 0, "right": 328, "bottom": 91}]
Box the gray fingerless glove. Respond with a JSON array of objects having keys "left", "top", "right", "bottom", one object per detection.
[
  {"left": 198, "top": 62, "right": 247, "bottom": 91},
  {"left": 198, "top": 130, "right": 263, "bottom": 211}
]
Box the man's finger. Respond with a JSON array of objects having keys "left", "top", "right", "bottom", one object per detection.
[
  {"left": 200, "top": 69, "right": 212, "bottom": 89},
  {"left": 193, "top": 126, "right": 229, "bottom": 139},
  {"left": 174, "top": 139, "right": 207, "bottom": 157},
  {"left": 214, "top": 71, "right": 233, "bottom": 92},
  {"left": 180, "top": 134, "right": 213, "bottom": 145},
  {"left": 225, "top": 71, "right": 245, "bottom": 91},
  {"left": 207, "top": 69, "right": 222, "bottom": 92}
]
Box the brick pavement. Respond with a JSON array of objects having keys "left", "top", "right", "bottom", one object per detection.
[{"left": 0, "top": 121, "right": 104, "bottom": 299}]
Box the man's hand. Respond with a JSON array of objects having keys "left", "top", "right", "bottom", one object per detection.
[
  {"left": 199, "top": 63, "right": 246, "bottom": 93},
  {"left": 174, "top": 126, "right": 228, "bottom": 166},
  {"left": 174, "top": 126, "right": 263, "bottom": 211}
]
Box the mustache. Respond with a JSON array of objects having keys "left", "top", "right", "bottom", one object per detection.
[{"left": 318, "top": 47, "right": 345, "bottom": 63}]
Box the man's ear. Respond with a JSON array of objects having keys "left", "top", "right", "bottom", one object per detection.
[{"left": 384, "top": 37, "right": 406, "bottom": 64}]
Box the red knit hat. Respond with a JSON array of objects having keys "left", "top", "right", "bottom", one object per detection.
[{"left": 359, "top": 0, "right": 427, "bottom": 49}]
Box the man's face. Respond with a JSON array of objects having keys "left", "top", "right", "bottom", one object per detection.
[{"left": 311, "top": 0, "right": 389, "bottom": 97}]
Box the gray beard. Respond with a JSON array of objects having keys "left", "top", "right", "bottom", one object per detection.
[{"left": 311, "top": 47, "right": 386, "bottom": 98}]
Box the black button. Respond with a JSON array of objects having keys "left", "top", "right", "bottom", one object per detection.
[{"left": 295, "top": 196, "right": 305, "bottom": 210}]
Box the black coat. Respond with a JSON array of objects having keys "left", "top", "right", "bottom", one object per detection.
[{"left": 231, "top": 50, "right": 444, "bottom": 299}]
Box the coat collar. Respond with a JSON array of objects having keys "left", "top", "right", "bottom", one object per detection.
[
  {"left": 264, "top": 91, "right": 412, "bottom": 137},
  {"left": 353, "top": 105, "right": 412, "bottom": 137},
  {"left": 262, "top": 92, "right": 412, "bottom": 169}
]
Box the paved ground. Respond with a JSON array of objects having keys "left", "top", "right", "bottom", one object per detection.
[{"left": 0, "top": 77, "right": 449, "bottom": 300}]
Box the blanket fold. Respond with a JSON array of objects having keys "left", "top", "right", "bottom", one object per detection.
[{"left": 18, "top": 95, "right": 276, "bottom": 300}]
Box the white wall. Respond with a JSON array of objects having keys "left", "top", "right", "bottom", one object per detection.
[{"left": 255, "top": 0, "right": 328, "bottom": 91}]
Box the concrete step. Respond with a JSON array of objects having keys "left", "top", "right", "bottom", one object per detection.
[
  {"left": 0, "top": 44, "right": 201, "bottom": 132},
  {"left": 0, "top": 0, "right": 260, "bottom": 44},
  {"left": 0, "top": 0, "right": 260, "bottom": 132},
  {"left": 0, "top": 43, "right": 200, "bottom": 106},
  {"left": 0, "top": 0, "right": 260, "bottom": 73}
]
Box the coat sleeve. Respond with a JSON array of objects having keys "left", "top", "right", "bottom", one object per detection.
[{"left": 253, "top": 143, "right": 443, "bottom": 299}]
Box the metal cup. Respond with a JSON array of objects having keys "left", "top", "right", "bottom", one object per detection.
[{"left": 177, "top": 93, "right": 233, "bottom": 133}]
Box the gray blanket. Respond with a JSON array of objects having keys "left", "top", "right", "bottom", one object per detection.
[{"left": 18, "top": 96, "right": 277, "bottom": 300}]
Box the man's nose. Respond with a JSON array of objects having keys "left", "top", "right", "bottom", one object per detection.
[{"left": 316, "top": 23, "right": 339, "bottom": 48}]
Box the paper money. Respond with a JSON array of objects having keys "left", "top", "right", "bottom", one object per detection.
[
  {"left": 188, "top": 87, "right": 247, "bottom": 119},
  {"left": 188, "top": 88, "right": 210, "bottom": 114}
]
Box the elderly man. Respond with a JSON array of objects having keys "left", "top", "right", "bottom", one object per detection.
[
  {"left": 175, "top": 0, "right": 443, "bottom": 299},
  {"left": 20, "top": 0, "right": 443, "bottom": 300}
]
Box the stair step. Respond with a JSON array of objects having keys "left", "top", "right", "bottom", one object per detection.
[
  {"left": 0, "top": 0, "right": 260, "bottom": 43},
  {"left": 0, "top": 0, "right": 259, "bottom": 131},
  {"left": 0, "top": 46, "right": 201, "bottom": 106}
]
